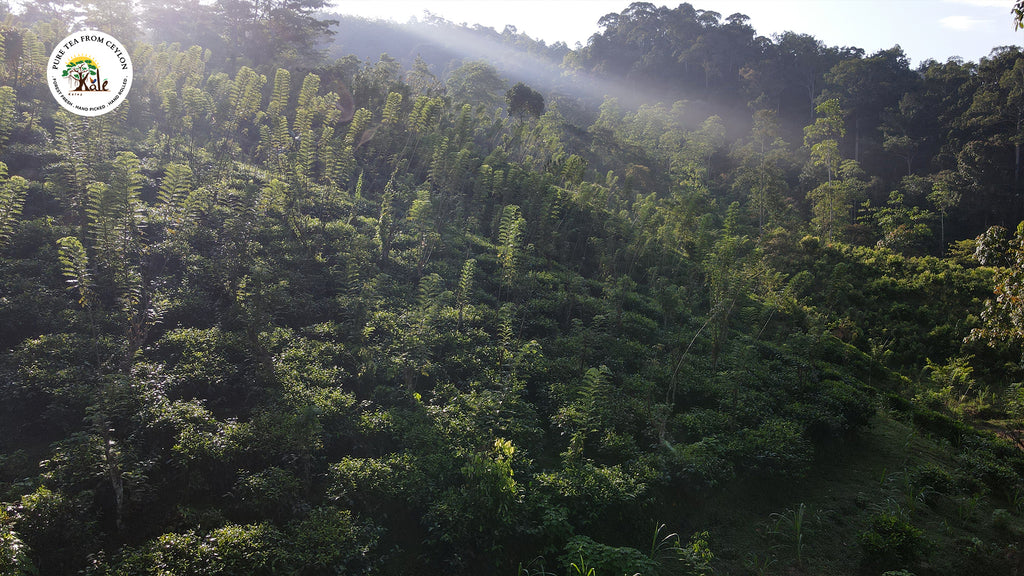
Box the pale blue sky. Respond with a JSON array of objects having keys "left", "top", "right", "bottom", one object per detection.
[{"left": 330, "top": 0, "right": 1023, "bottom": 65}]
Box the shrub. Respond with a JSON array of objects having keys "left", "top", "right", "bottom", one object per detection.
[
  {"left": 859, "top": 512, "right": 925, "bottom": 570},
  {"left": 728, "top": 419, "right": 812, "bottom": 478},
  {"left": 560, "top": 529, "right": 713, "bottom": 576},
  {"left": 561, "top": 536, "right": 656, "bottom": 576},
  {"left": 0, "top": 506, "right": 34, "bottom": 576},
  {"left": 909, "top": 463, "right": 956, "bottom": 495},
  {"left": 991, "top": 508, "right": 1012, "bottom": 531}
]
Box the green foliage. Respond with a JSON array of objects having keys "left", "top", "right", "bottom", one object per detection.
[
  {"left": 112, "top": 523, "right": 285, "bottom": 575},
  {"left": 563, "top": 536, "right": 656, "bottom": 576},
  {"left": 561, "top": 528, "right": 713, "bottom": 576},
  {"left": 345, "top": 108, "right": 373, "bottom": 146},
  {"left": 969, "top": 222, "right": 1024, "bottom": 355},
  {"left": 52, "top": 111, "right": 92, "bottom": 206},
  {"left": 1, "top": 12, "right": 1024, "bottom": 576},
  {"left": 0, "top": 85, "right": 16, "bottom": 152},
  {"left": 286, "top": 507, "right": 375, "bottom": 572},
  {"left": 805, "top": 99, "right": 846, "bottom": 146},
  {"left": 874, "top": 191, "right": 936, "bottom": 254},
  {"left": 376, "top": 178, "right": 395, "bottom": 263},
  {"left": 506, "top": 82, "right": 545, "bottom": 119},
  {"left": 498, "top": 204, "right": 526, "bottom": 291},
  {"left": 56, "top": 236, "right": 93, "bottom": 308},
  {"left": 225, "top": 66, "right": 267, "bottom": 133},
  {"left": 447, "top": 60, "right": 506, "bottom": 107},
  {"left": 0, "top": 162, "right": 28, "bottom": 248},
  {"left": 293, "top": 72, "right": 320, "bottom": 136},
  {"left": 268, "top": 68, "right": 291, "bottom": 116},
  {"left": 381, "top": 91, "right": 403, "bottom": 124},
  {"left": 460, "top": 437, "right": 520, "bottom": 520},
  {"left": 457, "top": 258, "right": 477, "bottom": 316},
  {"left": 0, "top": 506, "right": 35, "bottom": 576},
  {"left": 916, "top": 356, "right": 985, "bottom": 417},
  {"left": 14, "top": 486, "right": 97, "bottom": 574},
  {"left": 411, "top": 96, "right": 443, "bottom": 133},
  {"left": 157, "top": 163, "right": 194, "bottom": 232},
  {"left": 87, "top": 152, "right": 145, "bottom": 270},
  {"left": 859, "top": 512, "right": 926, "bottom": 570},
  {"left": 768, "top": 503, "right": 812, "bottom": 567}
]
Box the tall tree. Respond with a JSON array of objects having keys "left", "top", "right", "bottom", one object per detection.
[
  {"left": 447, "top": 60, "right": 506, "bottom": 109},
  {"left": 505, "top": 82, "right": 545, "bottom": 119},
  {"left": 732, "top": 109, "right": 789, "bottom": 234},
  {"left": 826, "top": 46, "right": 916, "bottom": 163},
  {"left": 140, "top": 0, "right": 223, "bottom": 52},
  {"left": 804, "top": 99, "right": 849, "bottom": 241},
  {"left": 970, "top": 222, "right": 1024, "bottom": 358},
  {"left": 776, "top": 32, "right": 846, "bottom": 120},
  {"left": 215, "top": 0, "right": 335, "bottom": 69}
]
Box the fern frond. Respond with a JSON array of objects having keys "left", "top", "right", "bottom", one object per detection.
[
  {"left": 268, "top": 68, "right": 291, "bottom": 116},
  {"left": 457, "top": 258, "right": 476, "bottom": 311},
  {"left": 158, "top": 163, "right": 193, "bottom": 232},
  {"left": 257, "top": 179, "right": 289, "bottom": 216},
  {"left": 296, "top": 129, "right": 316, "bottom": 182},
  {"left": 417, "top": 273, "right": 444, "bottom": 311},
  {"left": 382, "top": 91, "right": 403, "bottom": 125},
  {"left": 157, "top": 163, "right": 193, "bottom": 208},
  {"left": 0, "top": 164, "right": 27, "bottom": 248},
  {"left": 0, "top": 85, "right": 16, "bottom": 152},
  {"left": 56, "top": 236, "right": 93, "bottom": 308},
  {"left": 344, "top": 108, "right": 373, "bottom": 147},
  {"left": 226, "top": 66, "right": 266, "bottom": 132},
  {"left": 498, "top": 204, "right": 525, "bottom": 285},
  {"left": 294, "top": 72, "right": 320, "bottom": 136}
]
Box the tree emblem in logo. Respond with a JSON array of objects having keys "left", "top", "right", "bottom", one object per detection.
[
  {"left": 62, "top": 55, "right": 108, "bottom": 92},
  {"left": 47, "top": 31, "right": 133, "bottom": 117}
]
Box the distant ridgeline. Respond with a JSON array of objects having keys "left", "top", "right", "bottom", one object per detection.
[{"left": 0, "top": 2, "right": 1023, "bottom": 576}]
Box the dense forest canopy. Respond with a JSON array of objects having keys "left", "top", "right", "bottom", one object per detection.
[{"left": 2, "top": 1, "right": 1024, "bottom": 575}]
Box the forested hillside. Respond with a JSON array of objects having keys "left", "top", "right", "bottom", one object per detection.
[{"left": 2, "top": 1, "right": 1024, "bottom": 574}]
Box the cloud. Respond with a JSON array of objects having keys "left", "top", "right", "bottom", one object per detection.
[{"left": 940, "top": 15, "right": 991, "bottom": 30}]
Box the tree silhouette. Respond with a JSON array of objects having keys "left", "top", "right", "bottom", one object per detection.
[{"left": 505, "top": 82, "right": 544, "bottom": 119}]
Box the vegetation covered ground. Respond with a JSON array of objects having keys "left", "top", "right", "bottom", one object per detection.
[{"left": 1, "top": 1, "right": 1024, "bottom": 575}]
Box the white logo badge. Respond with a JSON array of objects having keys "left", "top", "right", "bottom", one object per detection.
[{"left": 47, "top": 30, "right": 133, "bottom": 117}]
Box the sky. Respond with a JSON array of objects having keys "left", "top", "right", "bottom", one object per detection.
[{"left": 330, "top": 0, "right": 1024, "bottom": 65}]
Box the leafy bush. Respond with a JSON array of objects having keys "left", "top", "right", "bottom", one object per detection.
[
  {"left": 113, "top": 509, "right": 375, "bottom": 575},
  {"left": 561, "top": 536, "right": 656, "bottom": 576},
  {"left": 727, "top": 419, "right": 812, "bottom": 478},
  {"left": 232, "top": 467, "right": 303, "bottom": 522},
  {"left": 663, "top": 438, "right": 735, "bottom": 488},
  {"left": 112, "top": 523, "right": 284, "bottom": 575},
  {"left": 859, "top": 512, "right": 925, "bottom": 570},
  {"left": 560, "top": 529, "right": 713, "bottom": 576},
  {"left": 286, "top": 507, "right": 377, "bottom": 573},
  {"left": 14, "top": 486, "right": 97, "bottom": 574},
  {"left": 953, "top": 537, "right": 1017, "bottom": 575},
  {"left": 956, "top": 440, "right": 1021, "bottom": 494},
  {"left": 0, "top": 506, "right": 33, "bottom": 576},
  {"left": 909, "top": 463, "right": 956, "bottom": 495},
  {"left": 991, "top": 508, "right": 1012, "bottom": 531}
]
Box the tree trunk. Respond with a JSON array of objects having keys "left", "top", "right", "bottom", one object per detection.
[
  {"left": 1015, "top": 140, "right": 1020, "bottom": 189},
  {"left": 102, "top": 429, "right": 124, "bottom": 531},
  {"left": 854, "top": 117, "right": 861, "bottom": 163}
]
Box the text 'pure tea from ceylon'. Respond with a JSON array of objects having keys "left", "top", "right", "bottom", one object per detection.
[{"left": 47, "top": 30, "right": 133, "bottom": 117}]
